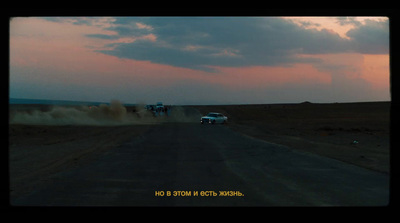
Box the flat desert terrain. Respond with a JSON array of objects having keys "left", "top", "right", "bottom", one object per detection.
[
  {"left": 8, "top": 102, "right": 390, "bottom": 205},
  {"left": 193, "top": 102, "right": 390, "bottom": 173}
]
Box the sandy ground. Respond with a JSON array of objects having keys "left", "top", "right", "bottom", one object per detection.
[
  {"left": 192, "top": 102, "right": 390, "bottom": 173},
  {"left": 8, "top": 102, "right": 390, "bottom": 201}
]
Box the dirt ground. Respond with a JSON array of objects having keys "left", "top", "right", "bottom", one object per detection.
[
  {"left": 9, "top": 123, "right": 151, "bottom": 199},
  {"left": 192, "top": 102, "right": 391, "bottom": 173},
  {"left": 8, "top": 102, "right": 391, "bottom": 200}
]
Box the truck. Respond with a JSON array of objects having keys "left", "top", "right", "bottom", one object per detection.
[
  {"left": 156, "top": 102, "right": 164, "bottom": 110},
  {"left": 145, "top": 102, "right": 169, "bottom": 116}
]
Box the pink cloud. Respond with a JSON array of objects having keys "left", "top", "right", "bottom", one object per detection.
[
  {"left": 361, "top": 54, "right": 390, "bottom": 90},
  {"left": 205, "top": 64, "right": 332, "bottom": 89},
  {"left": 298, "top": 53, "right": 390, "bottom": 91},
  {"left": 136, "top": 22, "right": 154, "bottom": 31},
  {"left": 283, "top": 17, "right": 389, "bottom": 39}
]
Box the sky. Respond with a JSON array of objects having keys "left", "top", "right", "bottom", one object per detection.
[{"left": 9, "top": 16, "right": 390, "bottom": 105}]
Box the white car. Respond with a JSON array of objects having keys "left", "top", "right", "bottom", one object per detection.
[{"left": 201, "top": 112, "right": 228, "bottom": 124}]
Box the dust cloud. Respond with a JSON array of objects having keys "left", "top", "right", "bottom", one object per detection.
[{"left": 9, "top": 100, "right": 201, "bottom": 126}]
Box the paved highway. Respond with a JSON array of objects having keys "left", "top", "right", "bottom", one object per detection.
[{"left": 12, "top": 121, "right": 389, "bottom": 206}]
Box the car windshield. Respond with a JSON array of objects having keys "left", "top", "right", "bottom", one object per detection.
[{"left": 207, "top": 113, "right": 218, "bottom": 117}]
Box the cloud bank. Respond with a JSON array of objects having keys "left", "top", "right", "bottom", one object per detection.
[{"left": 85, "top": 17, "right": 389, "bottom": 71}]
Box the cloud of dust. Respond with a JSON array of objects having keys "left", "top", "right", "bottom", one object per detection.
[
  {"left": 10, "top": 100, "right": 152, "bottom": 125},
  {"left": 9, "top": 100, "right": 202, "bottom": 126},
  {"left": 165, "top": 106, "right": 202, "bottom": 123}
]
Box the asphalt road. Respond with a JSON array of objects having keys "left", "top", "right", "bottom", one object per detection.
[{"left": 12, "top": 121, "right": 390, "bottom": 206}]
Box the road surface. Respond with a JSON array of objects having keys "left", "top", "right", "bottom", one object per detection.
[{"left": 12, "top": 121, "right": 389, "bottom": 206}]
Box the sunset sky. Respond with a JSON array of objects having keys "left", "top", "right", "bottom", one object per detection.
[{"left": 9, "top": 16, "right": 390, "bottom": 105}]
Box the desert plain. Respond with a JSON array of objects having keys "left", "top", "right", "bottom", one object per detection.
[
  {"left": 8, "top": 101, "right": 391, "bottom": 204},
  {"left": 192, "top": 102, "right": 391, "bottom": 173}
]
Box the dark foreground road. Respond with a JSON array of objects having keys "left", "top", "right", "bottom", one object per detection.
[{"left": 12, "top": 123, "right": 389, "bottom": 206}]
